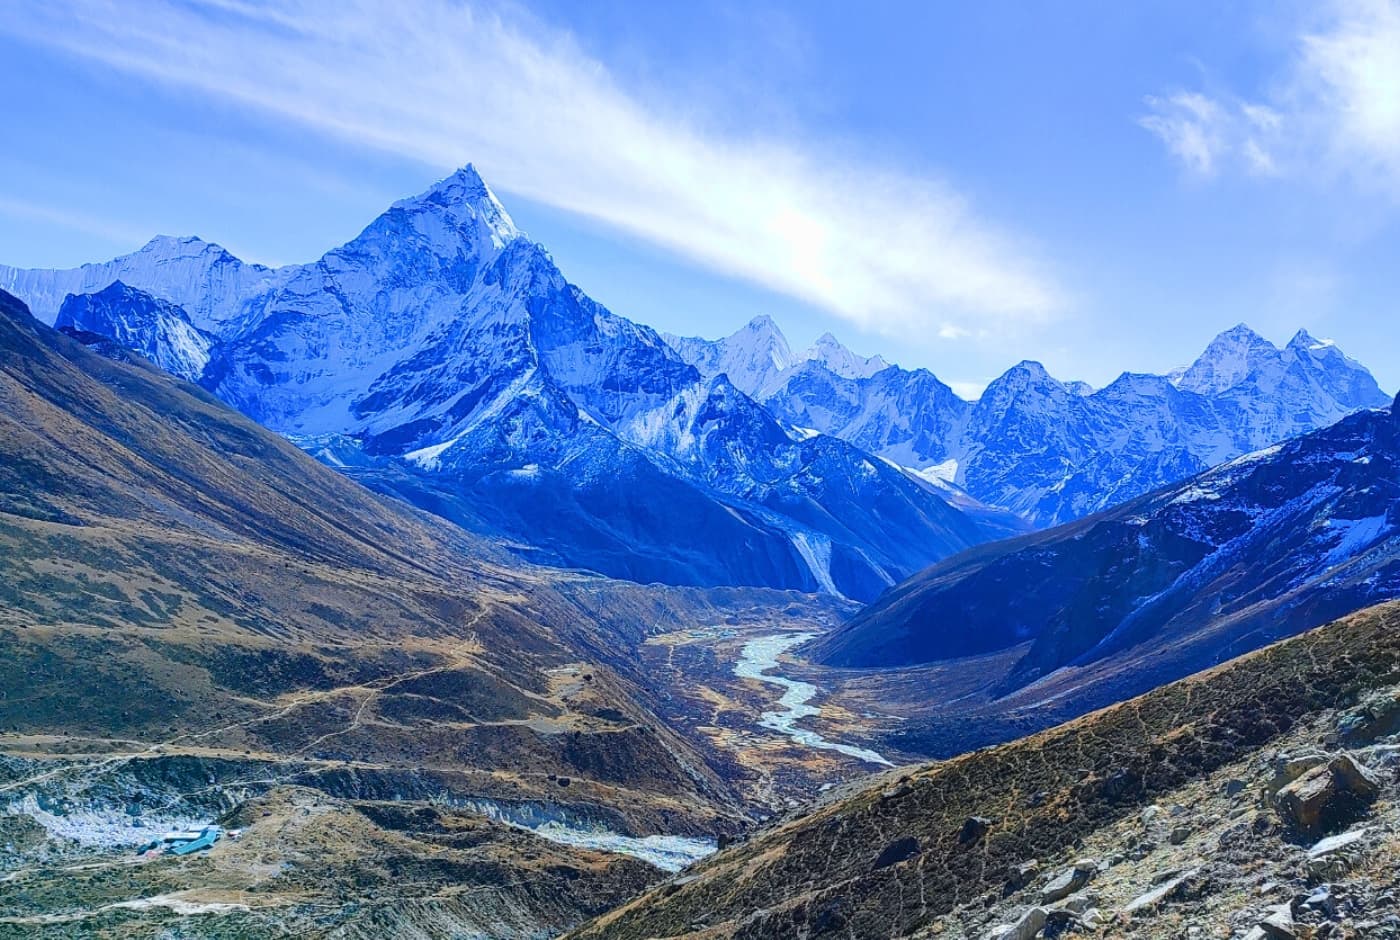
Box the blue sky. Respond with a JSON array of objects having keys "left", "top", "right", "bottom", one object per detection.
[{"left": 3, "top": 0, "right": 1399, "bottom": 397}]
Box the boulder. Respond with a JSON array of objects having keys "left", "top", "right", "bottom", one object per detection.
[
  {"left": 1265, "top": 751, "right": 1329, "bottom": 798},
  {"left": 1303, "top": 885, "right": 1337, "bottom": 917},
  {"left": 959, "top": 816, "right": 993, "bottom": 845},
  {"left": 1256, "top": 904, "right": 1297, "bottom": 939},
  {"left": 1042, "top": 908, "right": 1078, "bottom": 938},
  {"left": 1122, "top": 868, "right": 1199, "bottom": 914},
  {"left": 1276, "top": 754, "right": 1380, "bottom": 838},
  {"left": 987, "top": 906, "right": 1047, "bottom": 940},
  {"left": 1338, "top": 689, "right": 1400, "bottom": 744},
  {"left": 1003, "top": 859, "right": 1040, "bottom": 896},
  {"left": 1042, "top": 859, "right": 1096, "bottom": 903},
  {"left": 1308, "top": 826, "right": 1370, "bottom": 858},
  {"left": 1058, "top": 892, "right": 1094, "bottom": 914}
]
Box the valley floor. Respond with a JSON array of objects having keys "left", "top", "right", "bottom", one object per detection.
[{"left": 0, "top": 612, "right": 901, "bottom": 938}]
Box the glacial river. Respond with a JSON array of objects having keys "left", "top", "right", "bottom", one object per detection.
[{"left": 733, "top": 632, "right": 892, "bottom": 767}]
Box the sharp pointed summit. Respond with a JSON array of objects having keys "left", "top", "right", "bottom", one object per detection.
[
  {"left": 1174, "top": 322, "right": 1279, "bottom": 394},
  {"left": 801, "top": 332, "right": 889, "bottom": 379},
  {"left": 386, "top": 164, "right": 522, "bottom": 251}
]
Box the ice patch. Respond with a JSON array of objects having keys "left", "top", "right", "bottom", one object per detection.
[
  {"left": 790, "top": 531, "right": 840, "bottom": 595},
  {"left": 452, "top": 799, "right": 714, "bottom": 872},
  {"left": 6, "top": 794, "right": 210, "bottom": 850}
]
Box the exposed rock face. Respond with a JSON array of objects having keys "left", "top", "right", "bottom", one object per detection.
[{"left": 1276, "top": 755, "right": 1382, "bottom": 838}]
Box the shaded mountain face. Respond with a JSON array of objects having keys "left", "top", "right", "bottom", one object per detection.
[
  {"left": 568, "top": 602, "right": 1400, "bottom": 940},
  {"left": 54, "top": 280, "right": 217, "bottom": 382},
  {"left": 0, "top": 168, "right": 1013, "bottom": 602},
  {"left": 811, "top": 395, "right": 1400, "bottom": 704},
  {"left": 671, "top": 318, "right": 1392, "bottom": 527}
]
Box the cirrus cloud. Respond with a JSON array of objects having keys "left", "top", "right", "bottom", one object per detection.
[{"left": 1, "top": 0, "right": 1065, "bottom": 339}]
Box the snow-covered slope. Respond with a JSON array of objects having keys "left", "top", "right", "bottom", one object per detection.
[
  {"left": 671, "top": 319, "right": 1392, "bottom": 527},
  {"left": 1, "top": 236, "right": 282, "bottom": 335},
  {"left": 814, "top": 392, "right": 1400, "bottom": 688},
  {"left": 1, "top": 167, "right": 1015, "bottom": 600}
]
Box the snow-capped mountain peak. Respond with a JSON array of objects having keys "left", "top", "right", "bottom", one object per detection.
[
  {"left": 1288, "top": 328, "right": 1332, "bottom": 351},
  {"left": 661, "top": 315, "right": 795, "bottom": 397},
  {"left": 800, "top": 332, "right": 889, "bottom": 379},
  {"left": 1173, "top": 322, "right": 1277, "bottom": 394},
  {"left": 735, "top": 314, "right": 794, "bottom": 371},
  {"left": 389, "top": 163, "right": 521, "bottom": 251}
]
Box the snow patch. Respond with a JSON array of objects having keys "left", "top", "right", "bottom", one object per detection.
[
  {"left": 1322, "top": 515, "right": 1391, "bottom": 566},
  {"left": 5, "top": 794, "right": 210, "bottom": 850},
  {"left": 403, "top": 433, "right": 464, "bottom": 471},
  {"left": 790, "top": 531, "right": 840, "bottom": 595}
]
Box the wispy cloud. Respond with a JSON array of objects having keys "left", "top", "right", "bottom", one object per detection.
[
  {"left": 1138, "top": 92, "right": 1282, "bottom": 179},
  {"left": 1139, "top": 0, "right": 1400, "bottom": 196},
  {"left": 1, "top": 0, "right": 1063, "bottom": 338},
  {"left": 1296, "top": 0, "right": 1400, "bottom": 194},
  {"left": 0, "top": 195, "right": 154, "bottom": 247}
]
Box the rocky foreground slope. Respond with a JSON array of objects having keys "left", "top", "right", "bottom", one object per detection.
[{"left": 569, "top": 601, "right": 1400, "bottom": 939}]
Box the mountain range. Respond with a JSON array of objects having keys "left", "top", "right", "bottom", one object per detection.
[
  {"left": 1, "top": 166, "right": 1389, "bottom": 601},
  {"left": 800, "top": 389, "right": 1400, "bottom": 758},
  {"left": 670, "top": 315, "right": 1392, "bottom": 527},
  {"left": 0, "top": 168, "right": 1022, "bottom": 602}
]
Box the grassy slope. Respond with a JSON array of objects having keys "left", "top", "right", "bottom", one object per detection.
[{"left": 0, "top": 289, "right": 855, "bottom": 934}]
